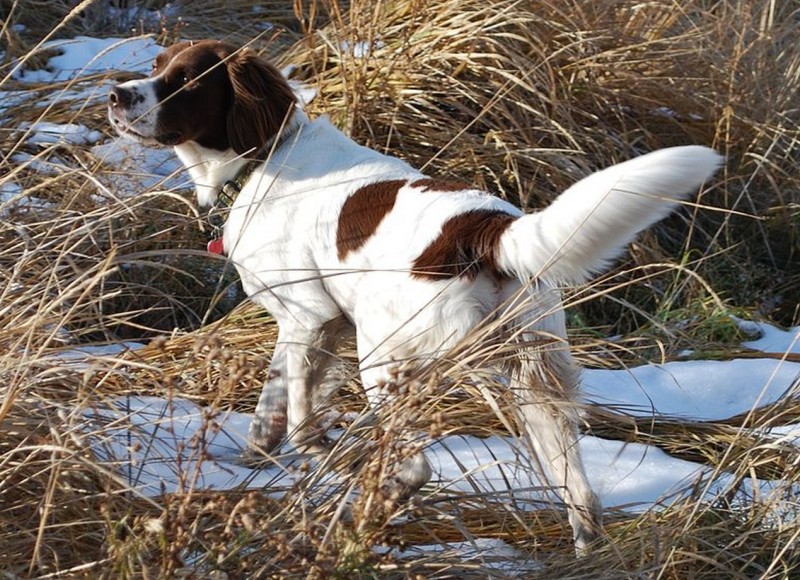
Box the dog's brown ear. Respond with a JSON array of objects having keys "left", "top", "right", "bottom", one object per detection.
[{"left": 226, "top": 49, "right": 296, "bottom": 155}]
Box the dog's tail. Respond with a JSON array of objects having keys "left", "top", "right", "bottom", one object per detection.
[{"left": 497, "top": 145, "right": 723, "bottom": 284}]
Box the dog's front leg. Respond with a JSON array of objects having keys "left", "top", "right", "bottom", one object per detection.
[
  {"left": 246, "top": 341, "right": 289, "bottom": 457},
  {"left": 246, "top": 320, "right": 345, "bottom": 461},
  {"left": 282, "top": 318, "right": 351, "bottom": 456}
]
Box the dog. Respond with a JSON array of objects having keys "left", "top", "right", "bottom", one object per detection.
[{"left": 108, "top": 39, "right": 721, "bottom": 552}]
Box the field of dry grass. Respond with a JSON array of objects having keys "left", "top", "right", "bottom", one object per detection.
[{"left": 1, "top": 0, "right": 799, "bottom": 577}]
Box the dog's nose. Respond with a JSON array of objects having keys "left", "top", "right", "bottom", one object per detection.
[{"left": 109, "top": 86, "right": 132, "bottom": 108}]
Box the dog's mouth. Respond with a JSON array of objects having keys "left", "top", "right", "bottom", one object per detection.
[
  {"left": 108, "top": 106, "right": 182, "bottom": 146},
  {"left": 108, "top": 107, "right": 154, "bottom": 142},
  {"left": 155, "top": 131, "right": 183, "bottom": 146}
]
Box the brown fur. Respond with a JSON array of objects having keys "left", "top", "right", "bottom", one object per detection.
[
  {"left": 131, "top": 40, "right": 297, "bottom": 154},
  {"left": 336, "top": 180, "right": 407, "bottom": 260},
  {"left": 226, "top": 49, "right": 297, "bottom": 156},
  {"left": 410, "top": 178, "right": 471, "bottom": 192},
  {"left": 412, "top": 210, "right": 516, "bottom": 279}
]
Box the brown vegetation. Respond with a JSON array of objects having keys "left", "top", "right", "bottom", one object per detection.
[{"left": 1, "top": 0, "right": 798, "bottom": 577}]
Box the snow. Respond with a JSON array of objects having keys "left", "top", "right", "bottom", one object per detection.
[
  {"left": 387, "top": 537, "right": 542, "bottom": 576},
  {"left": 10, "top": 152, "right": 69, "bottom": 176},
  {"left": 91, "top": 138, "right": 189, "bottom": 195},
  {"left": 0, "top": 181, "right": 22, "bottom": 197},
  {"left": 737, "top": 318, "right": 800, "bottom": 354},
  {"left": 21, "top": 121, "right": 103, "bottom": 146},
  {"left": 340, "top": 40, "right": 386, "bottom": 59},
  {"left": 51, "top": 342, "right": 146, "bottom": 368},
  {"left": 84, "top": 396, "right": 288, "bottom": 496},
  {"left": 769, "top": 423, "right": 800, "bottom": 441},
  {"left": 0, "top": 179, "right": 53, "bottom": 214},
  {"left": 13, "top": 36, "right": 161, "bottom": 83},
  {"left": 583, "top": 358, "right": 799, "bottom": 420}
]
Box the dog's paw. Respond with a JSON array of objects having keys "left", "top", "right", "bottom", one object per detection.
[
  {"left": 247, "top": 414, "right": 287, "bottom": 455},
  {"left": 237, "top": 443, "right": 276, "bottom": 469},
  {"left": 380, "top": 453, "right": 432, "bottom": 502},
  {"left": 395, "top": 453, "right": 432, "bottom": 492}
]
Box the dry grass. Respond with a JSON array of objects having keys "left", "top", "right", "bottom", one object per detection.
[{"left": 1, "top": 0, "right": 799, "bottom": 577}]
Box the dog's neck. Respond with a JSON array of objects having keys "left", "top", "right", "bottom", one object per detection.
[{"left": 175, "top": 108, "right": 309, "bottom": 207}]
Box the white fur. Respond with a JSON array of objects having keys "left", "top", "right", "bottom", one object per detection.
[
  {"left": 175, "top": 143, "right": 247, "bottom": 207},
  {"left": 498, "top": 145, "right": 722, "bottom": 283},
  {"left": 107, "top": 77, "right": 162, "bottom": 145}
]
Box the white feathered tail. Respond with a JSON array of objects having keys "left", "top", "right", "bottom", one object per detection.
[{"left": 497, "top": 145, "right": 723, "bottom": 283}]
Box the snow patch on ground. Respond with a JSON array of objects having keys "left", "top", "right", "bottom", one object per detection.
[
  {"left": 0, "top": 180, "right": 53, "bottom": 215},
  {"left": 81, "top": 395, "right": 717, "bottom": 510},
  {"left": 91, "top": 138, "right": 189, "bottom": 195},
  {"left": 13, "top": 36, "right": 161, "bottom": 83},
  {"left": 388, "top": 537, "right": 542, "bottom": 576},
  {"left": 736, "top": 317, "right": 800, "bottom": 354},
  {"left": 583, "top": 357, "right": 799, "bottom": 420},
  {"left": 21, "top": 121, "right": 103, "bottom": 146}
]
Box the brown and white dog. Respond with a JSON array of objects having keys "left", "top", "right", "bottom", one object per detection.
[{"left": 108, "top": 39, "right": 721, "bottom": 552}]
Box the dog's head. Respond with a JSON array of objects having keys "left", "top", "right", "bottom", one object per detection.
[{"left": 108, "top": 40, "right": 296, "bottom": 155}]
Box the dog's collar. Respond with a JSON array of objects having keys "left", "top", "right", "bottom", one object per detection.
[
  {"left": 205, "top": 113, "right": 305, "bottom": 255},
  {"left": 206, "top": 160, "right": 257, "bottom": 254},
  {"left": 218, "top": 160, "right": 258, "bottom": 207}
]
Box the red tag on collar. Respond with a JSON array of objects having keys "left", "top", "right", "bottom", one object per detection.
[{"left": 207, "top": 237, "right": 225, "bottom": 255}]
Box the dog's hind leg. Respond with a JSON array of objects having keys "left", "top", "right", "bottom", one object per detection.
[
  {"left": 355, "top": 325, "right": 433, "bottom": 496},
  {"left": 358, "top": 362, "right": 433, "bottom": 495},
  {"left": 498, "top": 282, "right": 602, "bottom": 554},
  {"left": 507, "top": 329, "right": 602, "bottom": 554}
]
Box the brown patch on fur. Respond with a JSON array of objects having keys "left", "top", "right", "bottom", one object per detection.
[
  {"left": 226, "top": 48, "right": 297, "bottom": 156},
  {"left": 336, "top": 180, "right": 407, "bottom": 261},
  {"left": 412, "top": 210, "right": 516, "bottom": 279},
  {"left": 410, "top": 178, "right": 471, "bottom": 192}
]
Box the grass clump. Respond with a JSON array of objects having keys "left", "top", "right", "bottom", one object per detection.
[{"left": 1, "top": 0, "right": 799, "bottom": 577}]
